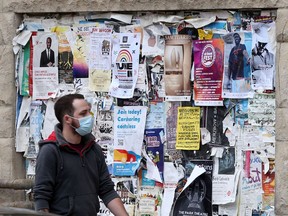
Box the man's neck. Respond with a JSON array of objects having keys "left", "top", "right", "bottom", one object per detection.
[{"left": 62, "top": 125, "right": 81, "bottom": 145}]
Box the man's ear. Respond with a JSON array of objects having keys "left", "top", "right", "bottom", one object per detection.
[{"left": 63, "top": 114, "right": 72, "bottom": 124}]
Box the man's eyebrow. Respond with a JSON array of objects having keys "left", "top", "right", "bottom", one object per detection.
[
  {"left": 85, "top": 100, "right": 92, "bottom": 107},
  {"left": 79, "top": 109, "right": 90, "bottom": 115}
]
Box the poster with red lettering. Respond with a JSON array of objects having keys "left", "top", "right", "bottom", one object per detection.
[
  {"left": 193, "top": 39, "right": 224, "bottom": 106},
  {"left": 32, "top": 32, "right": 59, "bottom": 100}
]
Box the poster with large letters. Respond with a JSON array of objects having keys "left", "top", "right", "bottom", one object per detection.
[
  {"left": 194, "top": 39, "right": 224, "bottom": 106},
  {"left": 109, "top": 33, "right": 141, "bottom": 98},
  {"left": 113, "top": 106, "right": 147, "bottom": 176}
]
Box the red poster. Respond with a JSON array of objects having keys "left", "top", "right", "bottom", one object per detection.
[
  {"left": 193, "top": 39, "right": 224, "bottom": 106},
  {"left": 262, "top": 159, "right": 275, "bottom": 208},
  {"left": 29, "top": 32, "right": 37, "bottom": 96}
]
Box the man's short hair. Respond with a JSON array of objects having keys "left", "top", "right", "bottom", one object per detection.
[
  {"left": 54, "top": 94, "right": 85, "bottom": 125},
  {"left": 233, "top": 33, "right": 240, "bottom": 39}
]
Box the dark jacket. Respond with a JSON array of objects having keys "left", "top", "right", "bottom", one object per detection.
[
  {"left": 40, "top": 49, "right": 55, "bottom": 67},
  {"left": 34, "top": 124, "right": 119, "bottom": 215}
]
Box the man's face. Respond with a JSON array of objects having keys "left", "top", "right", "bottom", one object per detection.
[
  {"left": 46, "top": 38, "right": 51, "bottom": 49},
  {"left": 257, "top": 42, "right": 267, "bottom": 54},
  {"left": 71, "top": 99, "right": 91, "bottom": 128},
  {"left": 234, "top": 35, "right": 240, "bottom": 45}
]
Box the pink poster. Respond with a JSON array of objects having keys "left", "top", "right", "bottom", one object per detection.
[{"left": 193, "top": 39, "right": 224, "bottom": 106}]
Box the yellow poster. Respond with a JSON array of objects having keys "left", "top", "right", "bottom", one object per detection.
[
  {"left": 176, "top": 107, "right": 200, "bottom": 150},
  {"left": 88, "top": 69, "right": 111, "bottom": 92}
]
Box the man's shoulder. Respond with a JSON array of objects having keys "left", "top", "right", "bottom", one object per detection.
[
  {"left": 93, "top": 142, "right": 103, "bottom": 154},
  {"left": 39, "top": 141, "right": 58, "bottom": 151}
]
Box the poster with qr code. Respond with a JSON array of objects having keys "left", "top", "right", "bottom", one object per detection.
[{"left": 113, "top": 106, "right": 147, "bottom": 176}]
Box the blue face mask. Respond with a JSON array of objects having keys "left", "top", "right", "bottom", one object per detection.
[{"left": 71, "top": 115, "right": 93, "bottom": 136}]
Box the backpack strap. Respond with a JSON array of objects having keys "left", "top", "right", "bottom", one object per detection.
[{"left": 47, "top": 144, "right": 64, "bottom": 177}]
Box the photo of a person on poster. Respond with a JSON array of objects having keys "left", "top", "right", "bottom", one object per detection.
[
  {"left": 227, "top": 33, "right": 250, "bottom": 90},
  {"left": 218, "top": 148, "right": 235, "bottom": 175},
  {"left": 40, "top": 37, "right": 55, "bottom": 67},
  {"left": 250, "top": 21, "right": 276, "bottom": 90},
  {"left": 222, "top": 31, "right": 253, "bottom": 98},
  {"left": 252, "top": 40, "right": 274, "bottom": 71},
  {"left": 251, "top": 37, "right": 275, "bottom": 89}
]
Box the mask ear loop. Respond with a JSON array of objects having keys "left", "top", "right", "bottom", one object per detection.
[{"left": 68, "top": 115, "right": 79, "bottom": 130}]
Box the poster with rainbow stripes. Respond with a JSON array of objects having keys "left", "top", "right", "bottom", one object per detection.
[{"left": 109, "top": 33, "right": 141, "bottom": 98}]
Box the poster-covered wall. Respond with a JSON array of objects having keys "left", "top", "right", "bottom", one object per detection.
[{"left": 13, "top": 10, "right": 276, "bottom": 215}]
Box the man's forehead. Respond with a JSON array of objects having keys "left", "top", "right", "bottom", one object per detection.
[{"left": 73, "top": 99, "right": 90, "bottom": 110}]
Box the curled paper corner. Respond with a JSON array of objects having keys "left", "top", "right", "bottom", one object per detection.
[
  {"left": 200, "top": 127, "right": 211, "bottom": 145},
  {"left": 181, "top": 165, "right": 206, "bottom": 194},
  {"left": 142, "top": 150, "right": 163, "bottom": 183},
  {"left": 257, "top": 152, "right": 270, "bottom": 174},
  {"left": 211, "top": 147, "right": 225, "bottom": 158}
]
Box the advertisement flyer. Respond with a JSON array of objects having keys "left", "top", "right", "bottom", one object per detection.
[
  {"left": 164, "top": 35, "right": 192, "bottom": 101},
  {"left": 144, "top": 128, "right": 165, "bottom": 174},
  {"left": 147, "top": 55, "right": 165, "bottom": 101},
  {"left": 51, "top": 26, "right": 73, "bottom": 84},
  {"left": 15, "top": 97, "right": 31, "bottom": 152},
  {"left": 189, "top": 160, "right": 213, "bottom": 216},
  {"left": 203, "top": 106, "right": 232, "bottom": 147},
  {"left": 262, "top": 159, "right": 275, "bottom": 209},
  {"left": 137, "top": 185, "right": 163, "bottom": 216},
  {"left": 89, "top": 26, "right": 112, "bottom": 71},
  {"left": 145, "top": 102, "right": 166, "bottom": 129},
  {"left": 222, "top": 32, "right": 254, "bottom": 99},
  {"left": 166, "top": 102, "right": 180, "bottom": 150},
  {"left": 32, "top": 32, "right": 59, "bottom": 99},
  {"left": 109, "top": 33, "right": 141, "bottom": 98},
  {"left": 251, "top": 22, "right": 276, "bottom": 90},
  {"left": 193, "top": 39, "right": 224, "bottom": 106},
  {"left": 88, "top": 26, "right": 113, "bottom": 92},
  {"left": 32, "top": 67, "right": 59, "bottom": 100},
  {"left": 67, "top": 24, "right": 96, "bottom": 78},
  {"left": 113, "top": 106, "right": 147, "bottom": 176},
  {"left": 24, "top": 100, "right": 46, "bottom": 158},
  {"left": 212, "top": 148, "right": 241, "bottom": 205},
  {"left": 29, "top": 32, "right": 38, "bottom": 96},
  {"left": 171, "top": 166, "right": 207, "bottom": 216},
  {"left": 239, "top": 152, "right": 263, "bottom": 215},
  {"left": 33, "top": 32, "right": 58, "bottom": 68},
  {"left": 88, "top": 69, "right": 112, "bottom": 92},
  {"left": 176, "top": 107, "right": 200, "bottom": 150},
  {"left": 248, "top": 92, "right": 275, "bottom": 126},
  {"left": 21, "top": 41, "right": 30, "bottom": 96},
  {"left": 95, "top": 110, "right": 114, "bottom": 167},
  {"left": 51, "top": 26, "right": 73, "bottom": 70}
]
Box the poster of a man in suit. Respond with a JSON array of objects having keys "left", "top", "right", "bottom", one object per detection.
[
  {"left": 33, "top": 33, "right": 58, "bottom": 68},
  {"left": 32, "top": 33, "right": 59, "bottom": 100},
  {"left": 40, "top": 37, "right": 55, "bottom": 67}
]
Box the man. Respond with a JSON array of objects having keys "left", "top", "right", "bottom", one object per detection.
[
  {"left": 251, "top": 39, "right": 275, "bottom": 88},
  {"left": 40, "top": 37, "right": 55, "bottom": 67},
  {"left": 252, "top": 40, "right": 274, "bottom": 71},
  {"left": 34, "top": 94, "right": 129, "bottom": 216},
  {"left": 227, "top": 33, "right": 250, "bottom": 91}
]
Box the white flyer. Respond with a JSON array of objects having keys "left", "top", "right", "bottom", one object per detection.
[{"left": 109, "top": 33, "right": 141, "bottom": 98}]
